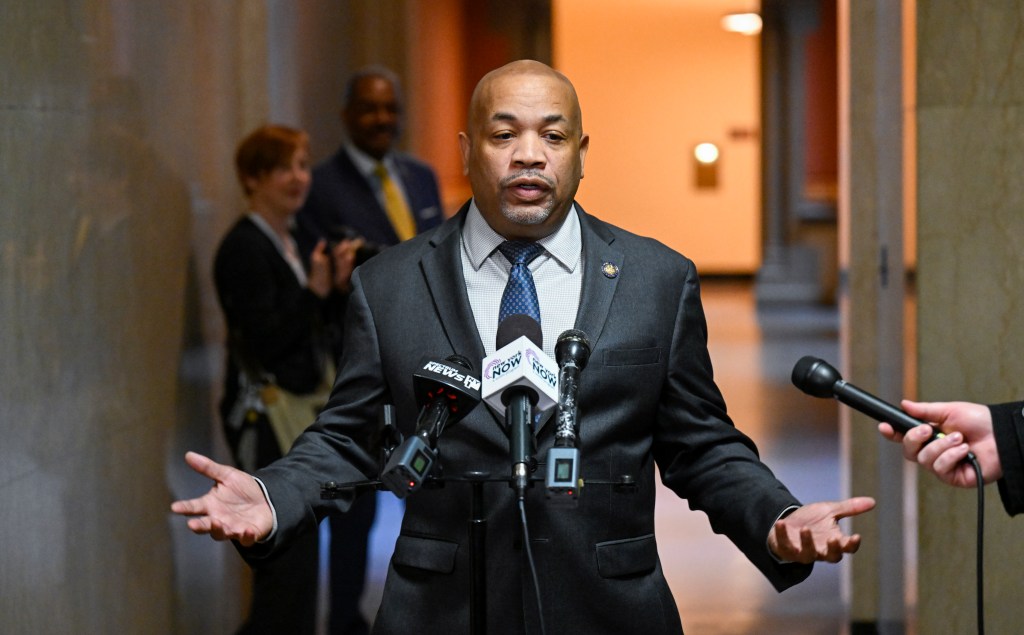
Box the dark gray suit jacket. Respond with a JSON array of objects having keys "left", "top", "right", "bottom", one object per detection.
[{"left": 254, "top": 204, "right": 812, "bottom": 634}]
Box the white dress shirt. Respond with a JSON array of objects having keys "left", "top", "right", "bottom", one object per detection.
[{"left": 460, "top": 200, "right": 584, "bottom": 359}]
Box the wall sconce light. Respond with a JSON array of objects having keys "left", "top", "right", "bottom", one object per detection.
[
  {"left": 694, "top": 142, "right": 720, "bottom": 189},
  {"left": 721, "top": 12, "right": 762, "bottom": 35}
]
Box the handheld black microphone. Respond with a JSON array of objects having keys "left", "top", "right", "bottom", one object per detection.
[
  {"left": 791, "top": 356, "right": 944, "bottom": 442},
  {"left": 381, "top": 354, "right": 481, "bottom": 498},
  {"left": 552, "top": 329, "right": 591, "bottom": 447},
  {"left": 501, "top": 316, "right": 542, "bottom": 502},
  {"left": 546, "top": 329, "right": 592, "bottom": 504},
  {"left": 481, "top": 315, "right": 558, "bottom": 501}
]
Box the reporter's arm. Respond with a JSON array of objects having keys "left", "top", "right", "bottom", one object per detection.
[{"left": 990, "top": 401, "right": 1024, "bottom": 516}]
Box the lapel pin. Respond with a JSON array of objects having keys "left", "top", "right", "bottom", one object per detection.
[{"left": 601, "top": 262, "right": 619, "bottom": 279}]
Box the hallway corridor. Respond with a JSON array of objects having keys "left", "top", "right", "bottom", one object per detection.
[
  {"left": 357, "top": 279, "right": 849, "bottom": 634},
  {"left": 658, "top": 279, "right": 846, "bottom": 634}
]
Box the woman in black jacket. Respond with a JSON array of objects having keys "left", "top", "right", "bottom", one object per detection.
[{"left": 213, "top": 124, "right": 359, "bottom": 634}]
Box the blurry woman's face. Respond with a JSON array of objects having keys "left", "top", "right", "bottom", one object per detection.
[{"left": 247, "top": 147, "right": 311, "bottom": 216}]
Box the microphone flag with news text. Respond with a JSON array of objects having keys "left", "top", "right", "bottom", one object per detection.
[
  {"left": 380, "top": 354, "right": 481, "bottom": 497},
  {"left": 482, "top": 315, "right": 557, "bottom": 500}
]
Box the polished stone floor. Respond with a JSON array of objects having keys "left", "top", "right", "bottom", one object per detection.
[
  {"left": 343, "top": 279, "right": 849, "bottom": 634},
  {"left": 657, "top": 279, "right": 847, "bottom": 634}
]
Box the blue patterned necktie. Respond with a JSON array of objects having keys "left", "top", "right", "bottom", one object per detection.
[{"left": 498, "top": 241, "right": 544, "bottom": 325}]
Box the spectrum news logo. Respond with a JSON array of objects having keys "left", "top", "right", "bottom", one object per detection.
[{"left": 422, "top": 360, "right": 481, "bottom": 391}]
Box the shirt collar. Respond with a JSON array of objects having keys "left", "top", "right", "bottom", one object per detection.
[
  {"left": 462, "top": 200, "right": 582, "bottom": 273},
  {"left": 246, "top": 212, "right": 307, "bottom": 284},
  {"left": 344, "top": 142, "right": 394, "bottom": 177}
]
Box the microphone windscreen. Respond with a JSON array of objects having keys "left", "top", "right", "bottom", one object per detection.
[
  {"left": 497, "top": 314, "right": 542, "bottom": 349},
  {"left": 555, "top": 329, "right": 592, "bottom": 368},
  {"left": 791, "top": 355, "right": 841, "bottom": 398},
  {"left": 445, "top": 353, "right": 472, "bottom": 371}
]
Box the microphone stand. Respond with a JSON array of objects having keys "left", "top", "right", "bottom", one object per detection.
[
  {"left": 504, "top": 386, "right": 537, "bottom": 501},
  {"left": 466, "top": 471, "right": 488, "bottom": 634},
  {"left": 321, "top": 472, "right": 492, "bottom": 635},
  {"left": 321, "top": 471, "right": 638, "bottom": 635}
]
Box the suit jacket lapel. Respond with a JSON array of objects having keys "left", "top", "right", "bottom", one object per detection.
[
  {"left": 418, "top": 205, "right": 487, "bottom": 370},
  {"left": 419, "top": 205, "right": 511, "bottom": 446},
  {"left": 422, "top": 203, "right": 623, "bottom": 443},
  {"left": 573, "top": 206, "right": 621, "bottom": 367}
]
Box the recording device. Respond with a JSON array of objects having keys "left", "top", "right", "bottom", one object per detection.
[
  {"left": 791, "top": 355, "right": 945, "bottom": 442},
  {"left": 546, "top": 329, "right": 592, "bottom": 504},
  {"left": 481, "top": 315, "right": 558, "bottom": 500},
  {"left": 327, "top": 225, "right": 386, "bottom": 266},
  {"left": 380, "top": 354, "right": 481, "bottom": 498}
]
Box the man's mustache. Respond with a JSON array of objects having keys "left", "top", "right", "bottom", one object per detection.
[{"left": 500, "top": 170, "right": 554, "bottom": 189}]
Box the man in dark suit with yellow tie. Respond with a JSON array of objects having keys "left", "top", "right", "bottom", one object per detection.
[
  {"left": 295, "top": 65, "right": 443, "bottom": 258},
  {"left": 174, "top": 60, "right": 876, "bottom": 634}
]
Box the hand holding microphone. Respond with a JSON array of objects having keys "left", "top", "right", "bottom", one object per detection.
[
  {"left": 791, "top": 356, "right": 982, "bottom": 482},
  {"left": 883, "top": 400, "right": 1002, "bottom": 488}
]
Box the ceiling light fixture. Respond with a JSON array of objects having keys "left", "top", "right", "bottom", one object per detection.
[{"left": 721, "top": 12, "right": 762, "bottom": 36}]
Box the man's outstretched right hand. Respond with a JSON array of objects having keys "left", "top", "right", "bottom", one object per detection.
[{"left": 171, "top": 451, "right": 274, "bottom": 547}]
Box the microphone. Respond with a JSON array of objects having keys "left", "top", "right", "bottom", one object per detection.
[
  {"left": 381, "top": 354, "right": 481, "bottom": 498},
  {"left": 546, "top": 329, "right": 592, "bottom": 504},
  {"left": 481, "top": 315, "right": 559, "bottom": 417},
  {"left": 481, "top": 315, "right": 558, "bottom": 500},
  {"left": 791, "top": 356, "right": 944, "bottom": 441}
]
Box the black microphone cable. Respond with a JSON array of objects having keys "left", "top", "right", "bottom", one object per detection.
[
  {"left": 519, "top": 497, "right": 547, "bottom": 635},
  {"left": 968, "top": 454, "right": 984, "bottom": 635},
  {"left": 488, "top": 314, "right": 549, "bottom": 635}
]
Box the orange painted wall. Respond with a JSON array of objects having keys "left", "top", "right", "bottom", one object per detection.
[
  {"left": 553, "top": 0, "right": 762, "bottom": 274},
  {"left": 406, "top": 0, "right": 471, "bottom": 216}
]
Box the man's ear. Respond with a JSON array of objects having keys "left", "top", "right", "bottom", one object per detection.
[{"left": 578, "top": 132, "right": 590, "bottom": 179}]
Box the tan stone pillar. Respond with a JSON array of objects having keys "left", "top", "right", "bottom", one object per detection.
[
  {"left": 914, "top": 1, "right": 1024, "bottom": 633},
  {"left": 841, "top": 0, "right": 910, "bottom": 631}
]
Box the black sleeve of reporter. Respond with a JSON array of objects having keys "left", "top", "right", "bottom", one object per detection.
[{"left": 989, "top": 401, "right": 1024, "bottom": 516}]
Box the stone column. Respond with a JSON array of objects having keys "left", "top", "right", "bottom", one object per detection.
[
  {"left": 841, "top": 0, "right": 908, "bottom": 632},
  {"left": 914, "top": 1, "right": 1024, "bottom": 633},
  {"left": 757, "top": 0, "right": 839, "bottom": 305}
]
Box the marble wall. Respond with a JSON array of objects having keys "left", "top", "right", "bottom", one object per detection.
[
  {"left": 0, "top": 2, "right": 268, "bottom": 632},
  {"left": 0, "top": 2, "right": 535, "bottom": 632},
  {"left": 914, "top": 1, "right": 1024, "bottom": 633},
  {"left": 841, "top": 0, "right": 912, "bottom": 628}
]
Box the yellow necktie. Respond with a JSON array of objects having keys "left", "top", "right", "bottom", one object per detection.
[{"left": 374, "top": 162, "right": 417, "bottom": 242}]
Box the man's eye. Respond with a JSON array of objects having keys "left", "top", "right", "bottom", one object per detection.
[{"left": 494, "top": 132, "right": 514, "bottom": 140}]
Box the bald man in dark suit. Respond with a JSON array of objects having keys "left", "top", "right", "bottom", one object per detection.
[{"left": 175, "top": 60, "right": 875, "bottom": 634}]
